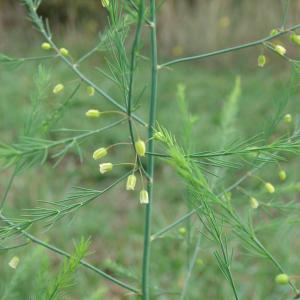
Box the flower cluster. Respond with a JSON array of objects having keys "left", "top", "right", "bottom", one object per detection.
[{"left": 86, "top": 109, "right": 149, "bottom": 204}]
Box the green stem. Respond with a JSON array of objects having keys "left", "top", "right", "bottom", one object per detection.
[
  {"left": 142, "top": 1, "right": 158, "bottom": 299},
  {"left": 160, "top": 23, "right": 300, "bottom": 67},
  {"left": 126, "top": 0, "right": 147, "bottom": 179}
]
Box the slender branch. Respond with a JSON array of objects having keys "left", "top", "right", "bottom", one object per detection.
[
  {"left": 0, "top": 212, "right": 140, "bottom": 294},
  {"left": 142, "top": 1, "right": 158, "bottom": 299},
  {"left": 126, "top": 0, "right": 151, "bottom": 25},
  {"left": 25, "top": 5, "right": 147, "bottom": 127},
  {"left": 0, "top": 166, "right": 18, "bottom": 210},
  {"left": 160, "top": 23, "right": 300, "bottom": 68},
  {"left": 76, "top": 44, "right": 100, "bottom": 65},
  {"left": 152, "top": 164, "right": 263, "bottom": 238}
]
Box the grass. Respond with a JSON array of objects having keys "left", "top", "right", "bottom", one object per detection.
[{"left": 1, "top": 24, "right": 300, "bottom": 299}]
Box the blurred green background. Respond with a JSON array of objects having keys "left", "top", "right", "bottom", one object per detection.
[{"left": 1, "top": 1, "right": 300, "bottom": 299}]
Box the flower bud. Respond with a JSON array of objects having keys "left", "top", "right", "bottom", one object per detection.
[
  {"left": 275, "top": 273, "right": 289, "bottom": 285},
  {"left": 258, "top": 55, "right": 266, "bottom": 67},
  {"left": 85, "top": 109, "right": 101, "bottom": 118},
  {"left": 101, "top": 0, "right": 110, "bottom": 7},
  {"left": 270, "top": 29, "right": 279, "bottom": 36},
  {"left": 283, "top": 113, "right": 292, "bottom": 124},
  {"left": 41, "top": 42, "right": 51, "bottom": 50},
  {"left": 93, "top": 148, "right": 107, "bottom": 160},
  {"left": 196, "top": 258, "right": 204, "bottom": 267},
  {"left": 265, "top": 182, "right": 275, "bottom": 194},
  {"left": 249, "top": 197, "right": 259, "bottom": 209},
  {"left": 178, "top": 227, "right": 187, "bottom": 235},
  {"left": 274, "top": 45, "right": 286, "bottom": 56},
  {"left": 59, "top": 48, "right": 69, "bottom": 56},
  {"left": 53, "top": 84, "right": 64, "bottom": 94},
  {"left": 135, "top": 140, "right": 146, "bottom": 157},
  {"left": 8, "top": 256, "right": 20, "bottom": 269},
  {"left": 99, "top": 163, "right": 113, "bottom": 174},
  {"left": 140, "top": 189, "right": 149, "bottom": 204},
  {"left": 126, "top": 174, "right": 137, "bottom": 191},
  {"left": 86, "top": 86, "right": 95, "bottom": 96},
  {"left": 278, "top": 170, "right": 287, "bottom": 181},
  {"left": 290, "top": 33, "right": 300, "bottom": 45}
]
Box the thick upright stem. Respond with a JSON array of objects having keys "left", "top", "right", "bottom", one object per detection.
[{"left": 142, "top": 1, "right": 158, "bottom": 299}]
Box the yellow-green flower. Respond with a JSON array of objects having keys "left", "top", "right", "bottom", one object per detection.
[
  {"left": 8, "top": 256, "right": 20, "bottom": 269},
  {"left": 274, "top": 45, "right": 286, "bottom": 56},
  {"left": 178, "top": 227, "right": 187, "bottom": 235},
  {"left": 249, "top": 197, "right": 259, "bottom": 209},
  {"left": 135, "top": 140, "right": 146, "bottom": 157},
  {"left": 85, "top": 109, "right": 101, "bottom": 118},
  {"left": 126, "top": 174, "right": 137, "bottom": 191},
  {"left": 196, "top": 259, "right": 204, "bottom": 267},
  {"left": 257, "top": 55, "right": 266, "bottom": 67},
  {"left": 275, "top": 273, "right": 289, "bottom": 285},
  {"left": 284, "top": 113, "right": 292, "bottom": 124},
  {"left": 265, "top": 182, "right": 275, "bottom": 194},
  {"left": 41, "top": 42, "right": 51, "bottom": 50},
  {"left": 290, "top": 33, "right": 300, "bottom": 45},
  {"left": 53, "top": 84, "right": 64, "bottom": 94},
  {"left": 93, "top": 148, "right": 107, "bottom": 160},
  {"left": 86, "top": 86, "right": 95, "bottom": 97},
  {"left": 101, "top": 0, "right": 110, "bottom": 7},
  {"left": 99, "top": 163, "right": 113, "bottom": 174},
  {"left": 278, "top": 170, "right": 287, "bottom": 181},
  {"left": 270, "top": 29, "right": 279, "bottom": 36},
  {"left": 59, "top": 48, "right": 69, "bottom": 56},
  {"left": 140, "top": 189, "right": 149, "bottom": 204}
]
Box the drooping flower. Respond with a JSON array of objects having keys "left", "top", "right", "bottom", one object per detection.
[
  {"left": 99, "top": 163, "right": 113, "bottom": 174},
  {"left": 275, "top": 273, "right": 289, "bottom": 285},
  {"left": 53, "top": 84, "right": 64, "bottom": 94},
  {"left": 8, "top": 256, "right": 20, "bottom": 269},
  {"left": 278, "top": 170, "right": 287, "bottom": 181},
  {"left": 283, "top": 113, "right": 292, "bottom": 124},
  {"left": 265, "top": 182, "right": 275, "bottom": 194},
  {"left": 249, "top": 197, "right": 259, "bottom": 209},
  {"left": 126, "top": 174, "right": 137, "bottom": 191},
  {"left": 93, "top": 148, "right": 107, "bottom": 160},
  {"left": 135, "top": 140, "right": 146, "bottom": 157},
  {"left": 290, "top": 33, "right": 300, "bottom": 45},
  {"left": 178, "top": 227, "right": 187, "bottom": 235},
  {"left": 274, "top": 45, "right": 286, "bottom": 56},
  {"left": 86, "top": 86, "right": 95, "bottom": 96},
  {"left": 257, "top": 55, "right": 266, "bottom": 67},
  {"left": 85, "top": 109, "right": 101, "bottom": 118},
  {"left": 59, "top": 48, "right": 69, "bottom": 56},
  {"left": 41, "top": 42, "right": 51, "bottom": 50},
  {"left": 140, "top": 189, "right": 149, "bottom": 204}
]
